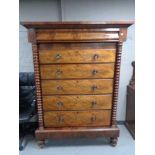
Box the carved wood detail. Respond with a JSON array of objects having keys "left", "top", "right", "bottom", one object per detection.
[
  {"left": 111, "top": 42, "right": 123, "bottom": 127},
  {"left": 28, "top": 28, "right": 36, "bottom": 43},
  {"left": 21, "top": 21, "right": 133, "bottom": 147},
  {"left": 119, "top": 28, "right": 127, "bottom": 42},
  {"left": 32, "top": 43, "right": 44, "bottom": 129},
  {"left": 110, "top": 137, "right": 118, "bottom": 146}
]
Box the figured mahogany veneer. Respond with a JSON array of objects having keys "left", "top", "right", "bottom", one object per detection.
[
  {"left": 21, "top": 21, "right": 133, "bottom": 147},
  {"left": 42, "top": 95, "right": 112, "bottom": 111},
  {"left": 40, "top": 63, "right": 115, "bottom": 79},
  {"left": 36, "top": 30, "right": 119, "bottom": 42},
  {"left": 41, "top": 79, "right": 113, "bottom": 95},
  {"left": 39, "top": 43, "right": 116, "bottom": 64},
  {"left": 44, "top": 110, "right": 111, "bottom": 127}
]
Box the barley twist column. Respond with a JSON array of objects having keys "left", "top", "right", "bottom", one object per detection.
[
  {"left": 32, "top": 44, "right": 44, "bottom": 129},
  {"left": 111, "top": 42, "right": 123, "bottom": 127}
]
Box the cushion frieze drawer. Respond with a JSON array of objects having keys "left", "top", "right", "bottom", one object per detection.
[
  {"left": 43, "top": 95, "right": 112, "bottom": 111},
  {"left": 36, "top": 30, "right": 119, "bottom": 42},
  {"left": 40, "top": 63, "right": 115, "bottom": 79},
  {"left": 41, "top": 79, "right": 113, "bottom": 95},
  {"left": 39, "top": 43, "right": 116, "bottom": 64},
  {"left": 44, "top": 110, "right": 111, "bottom": 127}
]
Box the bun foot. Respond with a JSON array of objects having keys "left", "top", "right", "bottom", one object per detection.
[
  {"left": 37, "top": 140, "right": 45, "bottom": 148},
  {"left": 110, "top": 137, "right": 118, "bottom": 147}
]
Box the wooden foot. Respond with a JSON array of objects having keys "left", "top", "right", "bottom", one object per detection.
[
  {"left": 37, "top": 140, "right": 45, "bottom": 148},
  {"left": 110, "top": 137, "right": 118, "bottom": 147}
]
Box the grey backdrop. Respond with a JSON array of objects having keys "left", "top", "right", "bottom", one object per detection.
[{"left": 19, "top": 0, "right": 135, "bottom": 121}]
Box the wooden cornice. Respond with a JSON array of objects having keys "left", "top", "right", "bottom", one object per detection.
[{"left": 21, "top": 21, "right": 134, "bottom": 29}]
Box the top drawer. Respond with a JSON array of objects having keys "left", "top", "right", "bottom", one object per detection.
[
  {"left": 39, "top": 43, "right": 116, "bottom": 64},
  {"left": 36, "top": 30, "right": 119, "bottom": 42}
]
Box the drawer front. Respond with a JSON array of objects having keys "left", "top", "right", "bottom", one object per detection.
[
  {"left": 43, "top": 95, "right": 112, "bottom": 111},
  {"left": 41, "top": 79, "right": 113, "bottom": 95},
  {"left": 44, "top": 110, "right": 111, "bottom": 127},
  {"left": 36, "top": 30, "right": 119, "bottom": 42},
  {"left": 39, "top": 43, "right": 116, "bottom": 64},
  {"left": 40, "top": 64, "right": 115, "bottom": 79},
  {"left": 39, "top": 50, "right": 116, "bottom": 64}
]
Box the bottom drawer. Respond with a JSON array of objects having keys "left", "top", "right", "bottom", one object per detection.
[{"left": 44, "top": 110, "right": 111, "bottom": 127}]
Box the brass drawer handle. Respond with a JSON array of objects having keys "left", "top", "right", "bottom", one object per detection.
[
  {"left": 91, "top": 115, "right": 96, "bottom": 122},
  {"left": 56, "top": 69, "right": 63, "bottom": 75},
  {"left": 91, "top": 85, "right": 97, "bottom": 91},
  {"left": 91, "top": 101, "right": 97, "bottom": 107},
  {"left": 92, "top": 69, "right": 98, "bottom": 75},
  {"left": 93, "top": 54, "right": 99, "bottom": 60},
  {"left": 55, "top": 54, "right": 62, "bottom": 59},
  {"left": 57, "top": 86, "right": 63, "bottom": 90},
  {"left": 58, "top": 116, "right": 64, "bottom": 123},
  {"left": 57, "top": 102, "right": 63, "bottom": 106}
]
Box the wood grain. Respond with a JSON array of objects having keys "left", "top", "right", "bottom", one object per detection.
[
  {"left": 39, "top": 49, "right": 115, "bottom": 64},
  {"left": 21, "top": 21, "right": 134, "bottom": 29},
  {"left": 44, "top": 110, "right": 111, "bottom": 127},
  {"left": 35, "top": 126, "right": 120, "bottom": 140},
  {"left": 41, "top": 79, "right": 113, "bottom": 95},
  {"left": 40, "top": 63, "right": 115, "bottom": 79},
  {"left": 21, "top": 21, "right": 133, "bottom": 146},
  {"left": 111, "top": 42, "right": 122, "bottom": 127},
  {"left": 39, "top": 43, "right": 116, "bottom": 64},
  {"left": 42, "top": 95, "right": 112, "bottom": 111},
  {"left": 32, "top": 43, "right": 44, "bottom": 129},
  {"left": 36, "top": 31, "right": 119, "bottom": 41}
]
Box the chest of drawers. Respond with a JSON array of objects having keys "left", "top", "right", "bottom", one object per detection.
[{"left": 21, "top": 21, "right": 133, "bottom": 147}]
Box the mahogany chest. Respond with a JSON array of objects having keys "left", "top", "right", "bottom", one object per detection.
[{"left": 21, "top": 21, "right": 133, "bottom": 147}]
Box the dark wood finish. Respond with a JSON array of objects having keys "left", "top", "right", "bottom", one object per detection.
[
  {"left": 36, "top": 30, "right": 119, "bottom": 42},
  {"left": 37, "top": 140, "right": 45, "bottom": 148},
  {"left": 21, "top": 21, "right": 133, "bottom": 29},
  {"left": 42, "top": 95, "right": 112, "bottom": 111},
  {"left": 130, "top": 61, "right": 135, "bottom": 86},
  {"left": 125, "top": 61, "right": 135, "bottom": 139},
  {"left": 111, "top": 42, "right": 122, "bottom": 127},
  {"left": 28, "top": 29, "right": 36, "bottom": 43},
  {"left": 35, "top": 126, "right": 120, "bottom": 140},
  {"left": 44, "top": 110, "right": 111, "bottom": 127},
  {"left": 21, "top": 21, "right": 133, "bottom": 147},
  {"left": 110, "top": 137, "right": 118, "bottom": 146}
]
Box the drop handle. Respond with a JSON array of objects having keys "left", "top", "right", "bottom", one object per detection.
[
  {"left": 58, "top": 116, "right": 64, "bottom": 123},
  {"left": 57, "top": 102, "right": 63, "bottom": 106},
  {"left": 56, "top": 69, "right": 63, "bottom": 75},
  {"left": 55, "top": 54, "right": 62, "bottom": 59},
  {"left": 92, "top": 69, "right": 98, "bottom": 75},
  {"left": 93, "top": 54, "right": 99, "bottom": 60},
  {"left": 91, "top": 115, "right": 96, "bottom": 122},
  {"left": 91, "top": 101, "right": 97, "bottom": 107},
  {"left": 57, "top": 86, "right": 63, "bottom": 90},
  {"left": 91, "top": 85, "right": 97, "bottom": 91}
]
